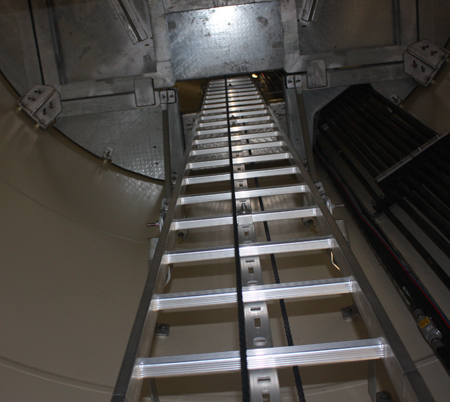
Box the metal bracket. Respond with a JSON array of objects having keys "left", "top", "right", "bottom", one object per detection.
[
  {"left": 341, "top": 304, "right": 359, "bottom": 320},
  {"left": 150, "top": 198, "right": 170, "bottom": 231},
  {"left": 102, "top": 147, "right": 114, "bottom": 161},
  {"left": 285, "top": 75, "right": 295, "bottom": 89},
  {"left": 134, "top": 78, "right": 155, "bottom": 107},
  {"left": 154, "top": 323, "right": 170, "bottom": 337},
  {"left": 285, "top": 75, "right": 304, "bottom": 90},
  {"left": 389, "top": 94, "right": 401, "bottom": 105},
  {"left": 315, "top": 181, "right": 325, "bottom": 196},
  {"left": 404, "top": 40, "right": 449, "bottom": 86},
  {"left": 336, "top": 220, "right": 350, "bottom": 245},
  {"left": 306, "top": 59, "right": 328, "bottom": 89},
  {"left": 376, "top": 391, "right": 393, "bottom": 402},
  {"left": 110, "top": 0, "right": 148, "bottom": 45},
  {"left": 159, "top": 90, "right": 177, "bottom": 104},
  {"left": 301, "top": 0, "right": 323, "bottom": 22},
  {"left": 17, "top": 85, "right": 62, "bottom": 129}
]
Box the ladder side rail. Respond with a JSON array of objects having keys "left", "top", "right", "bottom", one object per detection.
[
  {"left": 111, "top": 110, "right": 204, "bottom": 402},
  {"left": 265, "top": 103, "right": 434, "bottom": 402}
]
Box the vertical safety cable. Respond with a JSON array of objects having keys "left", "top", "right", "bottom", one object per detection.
[{"left": 225, "top": 78, "right": 250, "bottom": 402}]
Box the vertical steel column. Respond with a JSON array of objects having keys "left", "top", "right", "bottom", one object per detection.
[{"left": 162, "top": 104, "right": 172, "bottom": 199}]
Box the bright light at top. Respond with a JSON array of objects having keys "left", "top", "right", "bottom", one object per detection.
[
  {"left": 208, "top": 6, "right": 238, "bottom": 31},
  {"left": 252, "top": 74, "right": 258, "bottom": 78}
]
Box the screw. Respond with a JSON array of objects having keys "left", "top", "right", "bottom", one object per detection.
[
  {"left": 421, "top": 45, "right": 429, "bottom": 50},
  {"left": 379, "top": 391, "right": 391, "bottom": 400},
  {"left": 430, "top": 50, "right": 437, "bottom": 56},
  {"left": 344, "top": 307, "right": 353, "bottom": 313},
  {"left": 412, "top": 60, "right": 418, "bottom": 68},
  {"left": 158, "top": 324, "right": 167, "bottom": 331}
]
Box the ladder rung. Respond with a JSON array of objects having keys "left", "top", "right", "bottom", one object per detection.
[
  {"left": 199, "top": 116, "right": 272, "bottom": 128},
  {"left": 206, "top": 91, "right": 257, "bottom": 100},
  {"left": 171, "top": 207, "right": 320, "bottom": 231},
  {"left": 194, "top": 131, "right": 279, "bottom": 145},
  {"left": 205, "top": 94, "right": 227, "bottom": 99},
  {"left": 203, "top": 99, "right": 264, "bottom": 109},
  {"left": 230, "top": 115, "right": 272, "bottom": 124},
  {"left": 202, "top": 104, "right": 266, "bottom": 114},
  {"left": 197, "top": 121, "right": 228, "bottom": 128},
  {"left": 178, "top": 183, "right": 307, "bottom": 205},
  {"left": 135, "top": 338, "right": 386, "bottom": 378},
  {"left": 190, "top": 141, "right": 285, "bottom": 156},
  {"left": 228, "top": 94, "right": 259, "bottom": 101},
  {"left": 200, "top": 110, "right": 269, "bottom": 120},
  {"left": 183, "top": 166, "right": 300, "bottom": 185},
  {"left": 228, "top": 87, "right": 256, "bottom": 93},
  {"left": 208, "top": 83, "right": 253, "bottom": 90},
  {"left": 228, "top": 77, "right": 252, "bottom": 82},
  {"left": 196, "top": 123, "right": 276, "bottom": 136},
  {"left": 228, "top": 91, "right": 258, "bottom": 96},
  {"left": 210, "top": 77, "right": 250, "bottom": 84},
  {"left": 153, "top": 277, "right": 355, "bottom": 311},
  {"left": 210, "top": 79, "right": 252, "bottom": 85},
  {"left": 187, "top": 152, "right": 291, "bottom": 170},
  {"left": 227, "top": 82, "right": 253, "bottom": 86},
  {"left": 163, "top": 236, "right": 335, "bottom": 264},
  {"left": 205, "top": 95, "right": 259, "bottom": 104},
  {"left": 205, "top": 88, "right": 258, "bottom": 96}
]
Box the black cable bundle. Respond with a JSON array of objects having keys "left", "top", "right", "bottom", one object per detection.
[{"left": 224, "top": 78, "right": 250, "bottom": 402}]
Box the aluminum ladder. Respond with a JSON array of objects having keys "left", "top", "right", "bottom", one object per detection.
[{"left": 112, "top": 76, "right": 434, "bottom": 402}]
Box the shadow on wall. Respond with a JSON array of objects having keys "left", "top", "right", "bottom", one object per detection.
[{"left": 0, "top": 73, "right": 163, "bottom": 402}]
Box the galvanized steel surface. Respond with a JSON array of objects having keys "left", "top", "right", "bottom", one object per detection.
[
  {"left": 297, "top": 0, "right": 395, "bottom": 55},
  {"left": 38, "top": 0, "right": 156, "bottom": 85},
  {"left": 167, "top": 2, "right": 283, "bottom": 80},
  {"left": 55, "top": 108, "right": 166, "bottom": 179}
]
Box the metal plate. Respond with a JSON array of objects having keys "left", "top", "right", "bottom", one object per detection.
[
  {"left": 164, "top": 0, "right": 271, "bottom": 13},
  {"left": 40, "top": 0, "right": 156, "bottom": 85},
  {"left": 54, "top": 108, "right": 165, "bottom": 180},
  {"left": 0, "top": 0, "right": 38, "bottom": 95},
  {"left": 167, "top": 2, "right": 283, "bottom": 80},
  {"left": 297, "top": 0, "right": 395, "bottom": 54}
]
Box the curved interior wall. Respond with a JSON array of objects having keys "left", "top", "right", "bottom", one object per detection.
[{"left": 0, "top": 74, "right": 163, "bottom": 402}]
